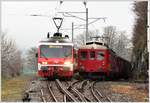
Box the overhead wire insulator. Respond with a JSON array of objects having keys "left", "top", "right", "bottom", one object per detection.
[
  {"left": 60, "top": 0, "right": 63, "bottom": 5},
  {"left": 54, "top": 0, "right": 64, "bottom": 17},
  {"left": 83, "top": 0, "right": 87, "bottom": 7},
  {"left": 83, "top": 1, "right": 86, "bottom": 7}
]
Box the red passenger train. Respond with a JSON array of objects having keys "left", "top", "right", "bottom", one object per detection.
[
  {"left": 77, "top": 40, "right": 131, "bottom": 79},
  {"left": 37, "top": 17, "right": 75, "bottom": 79},
  {"left": 37, "top": 34, "right": 74, "bottom": 78}
]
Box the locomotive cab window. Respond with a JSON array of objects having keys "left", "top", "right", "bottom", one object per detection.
[
  {"left": 80, "top": 51, "right": 87, "bottom": 60},
  {"left": 90, "top": 51, "right": 95, "bottom": 60},
  {"left": 40, "top": 45, "right": 72, "bottom": 58},
  {"left": 97, "top": 51, "right": 104, "bottom": 60}
]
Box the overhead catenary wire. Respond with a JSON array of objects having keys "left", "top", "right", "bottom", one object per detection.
[
  {"left": 54, "top": 0, "right": 63, "bottom": 17},
  {"left": 60, "top": 17, "right": 106, "bottom": 30}
]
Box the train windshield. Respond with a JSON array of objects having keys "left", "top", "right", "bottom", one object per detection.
[
  {"left": 81, "top": 51, "right": 87, "bottom": 60},
  {"left": 97, "top": 51, "right": 105, "bottom": 60},
  {"left": 40, "top": 45, "right": 72, "bottom": 58},
  {"left": 90, "top": 51, "right": 95, "bottom": 60}
]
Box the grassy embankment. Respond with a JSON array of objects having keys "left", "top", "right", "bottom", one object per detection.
[{"left": 1, "top": 75, "right": 35, "bottom": 102}]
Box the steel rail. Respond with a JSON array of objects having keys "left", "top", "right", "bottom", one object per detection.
[
  {"left": 106, "top": 96, "right": 112, "bottom": 102},
  {"left": 70, "top": 80, "right": 90, "bottom": 102},
  {"left": 95, "top": 89, "right": 103, "bottom": 98},
  {"left": 63, "top": 94, "right": 67, "bottom": 102},
  {"left": 78, "top": 80, "right": 88, "bottom": 92},
  {"left": 40, "top": 89, "right": 44, "bottom": 96},
  {"left": 68, "top": 80, "right": 81, "bottom": 89},
  {"left": 74, "top": 88, "right": 87, "bottom": 102},
  {"left": 71, "top": 80, "right": 81, "bottom": 87},
  {"left": 47, "top": 84, "right": 58, "bottom": 102},
  {"left": 55, "top": 79, "right": 78, "bottom": 102},
  {"left": 95, "top": 86, "right": 112, "bottom": 102},
  {"left": 41, "top": 97, "right": 46, "bottom": 102},
  {"left": 63, "top": 81, "right": 70, "bottom": 89},
  {"left": 71, "top": 88, "right": 87, "bottom": 102},
  {"left": 91, "top": 82, "right": 101, "bottom": 102},
  {"left": 40, "top": 89, "right": 46, "bottom": 102},
  {"left": 84, "top": 95, "right": 92, "bottom": 102}
]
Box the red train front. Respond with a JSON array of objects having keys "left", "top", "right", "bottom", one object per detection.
[
  {"left": 37, "top": 35, "right": 74, "bottom": 78},
  {"left": 77, "top": 40, "right": 131, "bottom": 79},
  {"left": 77, "top": 41, "right": 110, "bottom": 78}
]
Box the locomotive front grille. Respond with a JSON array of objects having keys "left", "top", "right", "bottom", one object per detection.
[
  {"left": 41, "top": 66, "right": 49, "bottom": 70},
  {"left": 63, "top": 67, "right": 70, "bottom": 71},
  {"left": 40, "top": 64, "right": 73, "bottom": 71},
  {"left": 41, "top": 66, "right": 49, "bottom": 73}
]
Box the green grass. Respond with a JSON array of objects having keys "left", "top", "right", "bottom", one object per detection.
[{"left": 1, "top": 75, "right": 33, "bottom": 102}]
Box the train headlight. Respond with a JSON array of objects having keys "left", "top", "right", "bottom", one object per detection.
[
  {"left": 64, "top": 61, "right": 71, "bottom": 66},
  {"left": 42, "top": 61, "right": 48, "bottom": 65}
]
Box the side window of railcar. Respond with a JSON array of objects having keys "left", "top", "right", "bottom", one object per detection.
[
  {"left": 80, "top": 51, "right": 87, "bottom": 60},
  {"left": 97, "top": 51, "right": 104, "bottom": 60},
  {"left": 90, "top": 51, "right": 95, "bottom": 60}
]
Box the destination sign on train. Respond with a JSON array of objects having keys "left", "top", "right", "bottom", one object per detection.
[{"left": 49, "top": 45, "right": 63, "bottom": 48}]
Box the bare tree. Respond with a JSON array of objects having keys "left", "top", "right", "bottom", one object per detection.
[
  {"left": 131, "top": 1, "right": 148, "bottom": 80},
  {"left": 114, "top": 31, "right": 132, "bottom": 61},
  {"left": 74, "top": 27, "right": 132, "bottom": 61},
  {"left": 102, "top": 26, "right": 132, "bottom": 61},
  {"left": 1, "top": 33, "right": 22, "bottom": 78},
  {"left": 102, "top": 26, "right": 118, "bottom": 49},
  {"left": 74, "top": 29, "right": 100, "bottom": 48},
  {"left": 25, "top": 47, "right": 38, "bottom": 72}
]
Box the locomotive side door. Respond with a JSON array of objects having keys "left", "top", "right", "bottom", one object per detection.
[
  {"left": 86, "top": 50, "right": 97, "bottom": 72},
  {"left": 78, "top": 50, "right": 88, "bottom": 72}
]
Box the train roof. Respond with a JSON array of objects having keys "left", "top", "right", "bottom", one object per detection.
[
  {"left": 79, "top": 41, "right": 108, "bottom": 50},
  {"left": 38, "top": 36, "right": 73, "bottom": 46},
  {"left": 39, "top": 36, "right": 72, "bottom": 43}
]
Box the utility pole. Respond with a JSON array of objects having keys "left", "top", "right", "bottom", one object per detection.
[
  {"left": 59, "top": 13, "right": 106, "bottom": 43},
  {"left": 28, "top": 1, "right": 106, "bottom": 43},
  {"left": 86, "top": 8, "right": 88, "bottom": 42},
  {"left": 72, "top": 22, "right": 74, "bottom": 42}
]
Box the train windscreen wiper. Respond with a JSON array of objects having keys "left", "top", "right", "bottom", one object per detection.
[{"left": 40, "top": 51, "right": 48, "bottom": 60}]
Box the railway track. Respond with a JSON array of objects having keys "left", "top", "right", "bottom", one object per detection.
[
  {"left": 55, "top": 79, "right": 78, "bottom": 102},
  {"left": 40, "top": 89, "right": 46, "bottom": 102},
  {"left": 90, "top": 81, "right": 112, "bottom": 102},
  {"left": 47, "top": 83, "right": 58, "bottom": 102},
  {"left": 23, "top": 79, "right": 113, "bottom": 102}
]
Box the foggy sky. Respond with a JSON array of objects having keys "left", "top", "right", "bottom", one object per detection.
[{"left": 2, "top": 1, "right": 135, "bottom": 51}]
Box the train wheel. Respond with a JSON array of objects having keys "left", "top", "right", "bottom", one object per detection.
[
  {"left": 47, "top": 76, "right": 55, "bottom": 81},
  {"left": 67, "top": 77, "right": 72, "bottom": 81},
  {"left": 123, "top": 75, "right": 129, "bottom": 80},
  {"left": 79, "top": 72, "right": 86, "bottom": 79},
  {"left": 54, "top": 75, "right": 59, "bottom": 80},
  {"left": 38, "top": 77, "right": 44, "bottom": 81},
  {"left": 109, "top": 72, "right": 116, "bottom": 81},
  {"left": 105, "top": 76, "right": 110, "bottom": 81}
]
